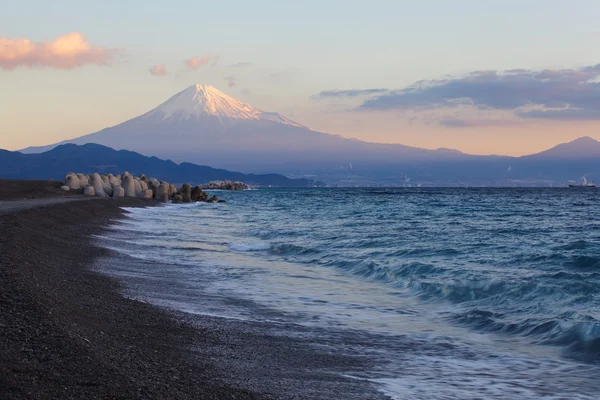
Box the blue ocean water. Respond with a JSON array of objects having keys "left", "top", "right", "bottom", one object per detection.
[{"left": 99, "top": 188, "right": 600, "bottom": 399}]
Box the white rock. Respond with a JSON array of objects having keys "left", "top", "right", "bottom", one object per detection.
[
  {"left": 84, "top": 185, "right": 95, "bottom": 196},
  {"left": 122, "top": 175, "right": 136, "bottom": 197},
  {"left": 109, "top": 175, "right": 121, "bottom": 188},
  {"left": 77, "top": 174, "right": 90, "bottom": 187},
  {"left": 103, "top": 182, "right": 114, "bottom": 196},
  {"left": 90, "top": 173, "right": 108, "bottom": 198},
  {"left": 150, "top": 178, "right": 160, "bottom": 189},
  {"left": 155, "top": 183, "right": 170, "bottom": 202},
  {"left": 60, "top": 185, "right": 70, "bottom": 191},
  {"left": 133, "top": 179, "right": 142, "bottom": 196},
  {"left": 140, "top": 189, "right": 153, "bottom": 199},
  {"left": 112, "top": 186, "right": 125, "bottom": 198},
  {"left": 65, "top": 173, "right": 80, "bottom": 190}
]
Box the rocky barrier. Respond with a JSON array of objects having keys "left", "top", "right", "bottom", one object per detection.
[
  {"left": 201, "top": 181, "right": 251, "bottom": 190},
  {"left": 61, "top": 172, "right": 224, "bottom": 203}
]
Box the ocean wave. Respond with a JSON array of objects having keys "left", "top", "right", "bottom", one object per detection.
[
  {"left": 319, "top": 259, "right": 397, "bottom": 282},
  {"left": 388, "top": 247, "right": 461, "bottom": 257},
  {"left": 452, "top": 309, "right": 600, "bottom": 362},
  {"left": 103, "top": 187, "right": 600, "bottom": 367},
  {"left": 564, "top": 255, "right": 600, "bottom": 271},
  {"left": 270, "top": 243, "right": 321, "bottom": 257},
  {"left": 553, "top": 240, "right": 591, "bottom": 251},
  {"left": 229, "top": 242, "right": 272, "bottom": 252},
  {"left": 412, "top": 279, "right": 510, "bottom": 303}
]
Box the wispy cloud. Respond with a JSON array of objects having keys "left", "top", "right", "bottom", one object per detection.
[
  {"left": 359, "top": 65, "right": 600, "bottom": 121},
  {"left": 185, "top": 55, "right": 211, "bottom": 69},
  {"left": 515, "top": 108, "right": 600, "bottom": 120},
  {"left": 0, "top": 32, "right": 112, "bottom": 70},
  {"left": 149, "top": 64, "right": 167, "bottom": 76},
  {"left": 439, "top": 118, "right": 523, "bottom": 128},
  {"left": 224, "top": 75, "right": 236, "bottom": 88},
  {"left": 269, "top": 69, "right": 295, "bottom": 82},
  {"left": 316, "top": 88, "right": 390, "bottom": 98},
  {"left": 228, "top": 62, "right": 253, "bottom": 68}
]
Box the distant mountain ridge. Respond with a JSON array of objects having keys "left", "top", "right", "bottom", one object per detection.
[
  {"left": 0, "top": 143, "right": 322, "bottom": 187},
  {"left": 9, "top": 138, "right": 600, "bottom": 186},
  {"left": 20, "top": 84, "right": 473, "bottom": 173},
  {"left": 15, "top": 85, "right": 600, "bottom": 185},
  {"left": 522, "top": 136, "right": 600, "bottom": 160}
]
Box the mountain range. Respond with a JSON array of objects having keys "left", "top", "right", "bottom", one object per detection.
[
  {"left": 0, "top": 143, "right": 322, "bottom": 187},
  {"left": 17, "top": 84, "right": 600, "bottom": 186},
  {"left": 20, "top": 85, "right": 474, "bottom": 169}
]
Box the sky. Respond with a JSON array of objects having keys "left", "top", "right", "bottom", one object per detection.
[{"left": 1, "top": 0, "right": 599, "bottom": 155}]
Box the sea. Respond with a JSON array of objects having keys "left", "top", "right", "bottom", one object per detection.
[{"left": 97, "top": 188, "right": 600, "bottom": 399}]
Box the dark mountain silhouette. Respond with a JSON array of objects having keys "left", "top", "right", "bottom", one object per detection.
[
  {"left": 9, "top": 138, "right": 600, "bottom": 186},
  {"left": 0, "top": 143, "right": 322, "bottom": 187},
  {"left": 521, "top": 136, "right": 600, "bottom": 160},
  {"left": 311, "top": 137, "right": 600, "bottom": 186}
]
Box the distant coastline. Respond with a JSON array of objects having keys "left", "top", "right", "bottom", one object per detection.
[{"left": 12, "top": 83, "right": 600, "bottom": 187}]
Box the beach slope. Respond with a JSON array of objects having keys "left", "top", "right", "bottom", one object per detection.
[{"left": 0, "top": 181, "right": 261, "bottom": 399}]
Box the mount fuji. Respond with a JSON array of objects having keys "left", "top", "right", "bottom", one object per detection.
[
  {"left": 20, "top": 84, "right": 600, "bottom": 185},
  {"left": 20, "top": 85, "right": 468, "bottom": 174}
]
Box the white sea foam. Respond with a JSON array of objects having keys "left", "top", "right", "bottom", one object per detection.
[
  {"left": 372, "top": 354, "right": 599, "bottom": 400},
  {"left": 96, "top": 189, "right": 600, "bottom": 398},
  {"left": 229, "top": 242, "right": 272, "bottom": 252}
]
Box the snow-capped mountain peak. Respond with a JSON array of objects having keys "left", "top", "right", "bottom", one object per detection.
[{"left": 146, "top": 84, "right": 303, "bottom": 127}]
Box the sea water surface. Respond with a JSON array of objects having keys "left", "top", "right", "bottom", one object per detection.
[{"left": 99, "top": 188, "right": 600, "bottom": 399}]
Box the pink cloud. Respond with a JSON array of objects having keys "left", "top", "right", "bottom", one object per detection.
[
  {"left": 185, "top": 55, "right": 210, "bottom": 69},
  {"left": 149, "top": 64, "right": 167, "bottom": 76},
  {"left": 0, "top": 32, "right": 112, "bottom": 70}
]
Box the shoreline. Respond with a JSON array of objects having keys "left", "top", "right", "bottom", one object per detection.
[
  {"left": 0, "top": 181, "right": 385, "bottom": 399},
  {"left": 0, "top": 186, "right": 262, "bottom": 399}
]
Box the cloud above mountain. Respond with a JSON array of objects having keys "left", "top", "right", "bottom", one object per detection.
[
  {"left": 0, "top": 32, "right": 112, "bottom": 70},
  {"left": 439, "top": 118, "right": 523, "bottom": 128},
  {"left": 357, "top": 65, "right": 600, "bottom": 121},
  {"left": 185, "top": 55, "right": 211, "bottom": 69},
  {"left": 228, "top": 62, "right": 253, "bottom": 68},
  {"left": 149, "top": 64, "right": 167, "bottom": 76},
  {"left": 316, "top": 88, "right": 390, "bottom": 98},
  {"left": 224, "top": 75, "right": 236, "bottom": 87}
]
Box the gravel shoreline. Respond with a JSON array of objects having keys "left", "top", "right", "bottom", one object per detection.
[
  {"left": 0, "top": 181, "right": 386, "bottom": 399},
  {"left": 0, "top": 182, "right": 262, "bottom": 399}
]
